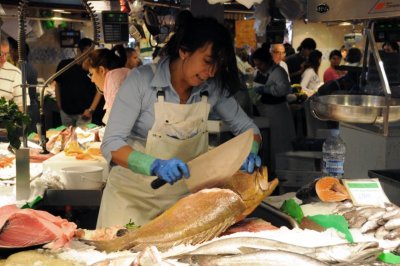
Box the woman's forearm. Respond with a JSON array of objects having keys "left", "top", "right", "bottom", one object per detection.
[{"left": 111, "top": 145, "right": 133, "bottom": 168}]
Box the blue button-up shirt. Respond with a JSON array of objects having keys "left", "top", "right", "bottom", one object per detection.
[{"left": 101, "top": 57, "right": 260, "bottom": 163}]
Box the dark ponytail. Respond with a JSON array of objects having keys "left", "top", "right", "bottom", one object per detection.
[
  {"left": 111, "top": 44, "right": 127, "bottom": 68},
  {"left": 87, "top": 46, "right": 127, "bottom": 70}
]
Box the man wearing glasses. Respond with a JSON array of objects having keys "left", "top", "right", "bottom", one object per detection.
[
  {"left": 0, "top": 39, "right": 28, "bottom": 110},
  {"left": 270, "top": 43, "right": 290, "bottom": 82}
]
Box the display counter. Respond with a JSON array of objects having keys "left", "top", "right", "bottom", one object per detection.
[
  {"left": 42, "top": 151, "right": 109, "bottom": 182},
  {"left": 40, "top": 189, "right": 102, "bottom": 207},
  {"left": 368, "top": 169, "right": 400, "bottom": 206},
  {"left": 37, "top": 189, "right": 103, "bottom": 230}
]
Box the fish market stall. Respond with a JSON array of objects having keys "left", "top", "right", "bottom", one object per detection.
[
  {"left": 0, "top": 128, "right": 108, "bottom": 229},
  {"left": 0, "top": 0, "right": 110, "bottom": 232},
  {"left": 2, "top": 175, "right": 400, "bottom": 265},
  {"left": 2, "top": 2, "right": 400, "bottom": 266},
  {"left": 2, "top": 127, "right": 400, "bottom": 265},
  {"left": 2, "top": 135, "right": 400, "bottom": 264},
  {"left": 3, "top": 130, "right": 399, "bottom": 265}
]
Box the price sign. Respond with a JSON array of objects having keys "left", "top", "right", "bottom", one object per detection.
[
  {"left": 102, "top": 11, "right": 129, "bottom": 43},
  {"left": 343, "top": 179, "right": 390, "bottom": 207}
]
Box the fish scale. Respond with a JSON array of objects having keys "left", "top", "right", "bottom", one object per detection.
[
  {"left": 82, "top": 167, "right": 278, "bottom": 253},
  {"left": 82, "top": 188, "right": 246, "bottom": 252},
  {"left": 132, "top": 218, "right": 236, "bottom": 252},
  {"left": 188, "top": 250, "right": 329, "bottom": 266},
  {"left": 172, "top": 236, "right": 381, "bottom": 264}
]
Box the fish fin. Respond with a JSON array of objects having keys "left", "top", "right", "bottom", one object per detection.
[
  {"left": 80, "top": 234, "right": 137, "bottom": 253},
  {"left": 238, "top": 247, "right": 260, "bottom": 254},
  {"left": 266, "top": 178, "right": 279, "bottom": 197},
  {"left": 133, "top": 216, "right": 238, "bottom": 252},
  {"left": 345, "top": 247, "right": 383, "bottom": 263},
  {"left": 257, "top": 167, "right": 269, "bottom": 190}
]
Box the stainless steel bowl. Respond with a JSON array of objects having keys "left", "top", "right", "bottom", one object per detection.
[{"left": 310, "top": 95, "right": 400, "bottom": 123}]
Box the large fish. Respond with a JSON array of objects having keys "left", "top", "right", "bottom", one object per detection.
[
  {"left": 181, "top": 250, "right": 329, "bottom": 266},
  {"left": 172, "top": 236, "right": 382, "bottom": 264},
  {"left": 83, "top": 188, "right": 246, "bottom": 252},
  {"left": 83, "top": 167, "right": 278, "bottom": 253}
]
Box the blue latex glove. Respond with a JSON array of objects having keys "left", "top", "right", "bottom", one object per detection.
[
  {"left": 241, "top": 153, "right": 262, "bottom": 173},
  {"left": 150, "top": 158, "right": 190, "bottom": 184},
  {"left": 241, "top": 141, "right": 262, "bottom": 173}
]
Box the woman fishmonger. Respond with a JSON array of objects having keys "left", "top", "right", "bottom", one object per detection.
[{"left": 97, "top": 16, "right": 262, "bottom": 228}]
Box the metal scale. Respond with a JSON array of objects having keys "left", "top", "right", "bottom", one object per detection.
[{"left": 307, "top": 0, "right": 400, "bottom": 179}]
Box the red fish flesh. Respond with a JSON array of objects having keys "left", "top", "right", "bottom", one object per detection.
[{"left": 0, "top": 204, "right": 77, "bottom": 250}]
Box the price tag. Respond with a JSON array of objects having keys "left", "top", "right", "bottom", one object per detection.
[{"left": 343, "top": 179, "right": 390, "bottom": 207}]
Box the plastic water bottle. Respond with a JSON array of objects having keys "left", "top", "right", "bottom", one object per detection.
[{"left": 322, "top": 129, "right": 346, "bottom": 178}]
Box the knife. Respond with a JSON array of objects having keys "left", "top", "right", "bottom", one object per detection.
[
  {"left": 151, "top": 129, "right": 253, "bottom": 191},
  {"left": 151, "top": 178, "right": 167, "bottom": 189}
]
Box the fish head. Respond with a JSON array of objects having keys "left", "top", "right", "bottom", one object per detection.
[
  {"left": 315, "top": 241, "right": 382, "bottom": 263},
  {"left": 225, "top": 167, "right": 268, "bottom": 200},
  {"left": 223, "top": 166, "right": 279, "bottom": 221}
]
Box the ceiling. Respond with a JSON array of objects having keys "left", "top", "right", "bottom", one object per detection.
[
  {"left": 0, "top": 0, "right": 253, "bottom": 13},
  {"left": 0, "top": 0, "right": 255, "bottom": 27},
  {"left": 0, "top": 0, "right": 83, "bottom": 8}
]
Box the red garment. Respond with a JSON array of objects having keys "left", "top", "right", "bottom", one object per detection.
[
  {"left": 119, "top": 0, "right": 130, "bottom": 13},
  {"left": 323, "top": 66, "right": 340, "bottom": 83}
]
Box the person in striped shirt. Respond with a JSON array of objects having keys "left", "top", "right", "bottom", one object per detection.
[{"left": 0, "top": 38, "right": 29, "bottom": 110}]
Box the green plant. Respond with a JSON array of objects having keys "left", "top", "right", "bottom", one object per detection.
[
  {"left": 125, "top": 219, "right": 140, "bottom": 230},
  {"left": 0, "top": 97, "right": 31, "bottom": 151}
]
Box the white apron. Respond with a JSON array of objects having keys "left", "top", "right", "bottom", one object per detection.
[{"left": 97, "top": 90, "right": 210, "bottom": 228}]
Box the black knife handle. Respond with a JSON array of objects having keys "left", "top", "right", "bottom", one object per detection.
[{"left": 151, "top": 178, "right": 167, "bottom": 189}]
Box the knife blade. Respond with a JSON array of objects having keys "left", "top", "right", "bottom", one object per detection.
[{"left": 151, "top": 129, "right": 253, "bottom": 190}]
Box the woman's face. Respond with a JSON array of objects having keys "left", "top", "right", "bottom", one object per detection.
[
  {"left": 180, "top": 43, "right": 217, "bottom": 87},
  {"left": 126, "top": 51, "right": 140, "bottom": 69},
  {"left": 88, "top": 66, "right": 106, "bottom": 91},
  {"left": 383, "top": 44, "right": 395, "bottom": 53},
  {"left": 330, "top": 55, "right": 342, "bottom": 67},
  {"left": 341, "top": 49, "right": 348, "bottom": 60}
]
